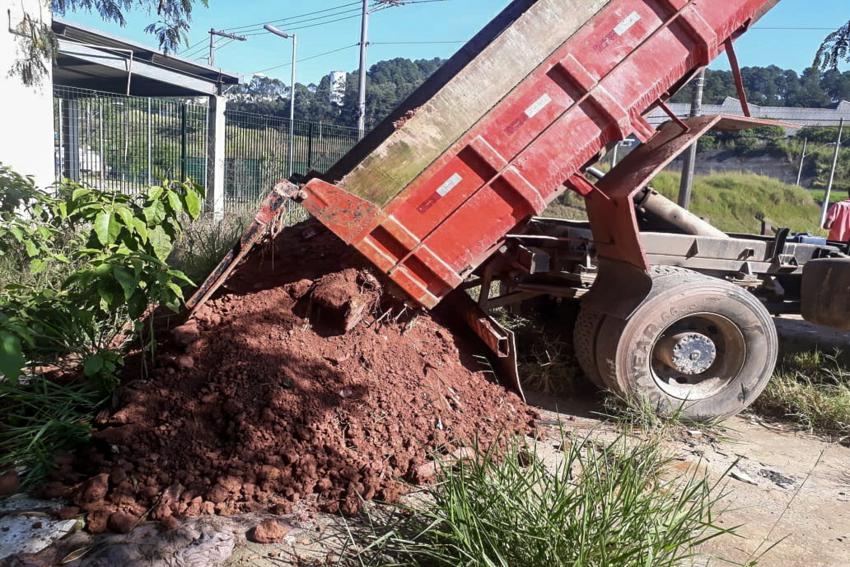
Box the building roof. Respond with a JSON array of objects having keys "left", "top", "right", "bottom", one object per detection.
[
  {"left": 647, "top": 97, "right": 850, "bottom": 128},
  {"left": 52, "top": 18, "right": 239, "bottom": 97}
]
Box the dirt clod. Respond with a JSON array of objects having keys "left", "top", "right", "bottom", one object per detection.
[
  {"left": 250, "top": 519, "right": 289, "bottom": 544},
  {"left": 0, "top": 469, "right": 20, "bottom": 496},
  {"left": 107, "top": 511, "right": 136, "bottom": 534},
  {"left": 52, "top": 221, "right": 535, "bottom": 533}
]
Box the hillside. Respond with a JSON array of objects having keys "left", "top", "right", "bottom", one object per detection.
[{"left": 544, "top": 172, "right": 825, "bottom": 235}]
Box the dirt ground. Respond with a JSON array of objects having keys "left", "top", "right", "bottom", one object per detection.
[
  {"left": 4, "top": 382, "right": 847, "bottom": 566},
  {"left": 2, "top": 220, "right": 849, "bottom": 565}
]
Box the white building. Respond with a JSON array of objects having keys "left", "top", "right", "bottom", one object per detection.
[
  {"left": 1, "top": 0, "right": 55, "bottom": 187},
  {"left": 328, "top": 71, "right": 347, "bottom": 107}
]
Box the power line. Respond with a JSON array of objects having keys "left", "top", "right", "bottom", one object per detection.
[
  {"left": 222, "top": 1, "right": 362, "bottom": 34},
  {"left": 370, "top": 40, "right": 464, "bottom": 45},
  {"left": 249, "top": 43, "right": 360, "bottom": 76}
]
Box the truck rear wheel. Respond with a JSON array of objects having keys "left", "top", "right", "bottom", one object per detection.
[
  {"left": 573, "top": 308, "right": 608, "bottom": 390},
  {"left": 594, "top": 269, "right": 778, "bottom": 421}
]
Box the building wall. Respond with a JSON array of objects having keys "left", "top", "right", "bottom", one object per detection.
[{"left": 0, "top": 0, "right": 54, "bottom": 187}]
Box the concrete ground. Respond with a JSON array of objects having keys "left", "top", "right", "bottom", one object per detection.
[{"left": 2, "top": 317, "right": 849, "bottom": 566}]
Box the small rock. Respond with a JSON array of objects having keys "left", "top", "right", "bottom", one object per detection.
[
  {"left": 0, "top": 469, "right": 20, "bottom": 496},
  {"left": 107, "top": 511, "right": 136, "bottom": 534},
  {"left": 80, "top": 473, "right": 110, "bottom": 503},
  {"left": 172, "top": 322, "right": 201, "bottom": 347},
  {"left": 176, "top": 355, "right": 195, "bottom": 370},
  {"left": 250, "top": 519, "right": 289, "bottom": 544},
  {"left": 55, "top": 506, "right": 80, "bottom": 520},
  {"left": 730, "top": 466, "right": 758, "bottom": 486}
]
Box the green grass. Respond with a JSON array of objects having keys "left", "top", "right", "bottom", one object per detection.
[
  {"left": 543, "top": 172, "right": 826, "bottom": 236},
  {"left": 650, "top": 172, "right": 823, "bottom": 235},
  {"left": 360, "top": 434, "right": 734, "bottom": 566},
  {"left": 753, "top": 351, "right": 850, "bottom": 436}
]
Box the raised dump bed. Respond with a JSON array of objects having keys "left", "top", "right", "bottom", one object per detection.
[{"left": 303, "top": 0, "right": 780, "bottom": 309}]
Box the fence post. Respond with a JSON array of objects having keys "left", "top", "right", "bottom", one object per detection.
[
  {"left": 63, "top": 98, "right": 81, "bottom": 182},
  {"left": 795, "top": 137, "right": 808, "bottom": 187},
  {"left": 307, "top": 121, "right": 314, "bottom": 171},
  {"left": 820, "top": 119, "right": 845, "bottom": 227},
  {"left": 147, "top": 98, "right": 152, "bottom": 185},
  {"left": 206, "top": 95, "right": 227, "bottom": 220},
  {"left": 180, "top": 102, "right": 188, "bottom": 181}
]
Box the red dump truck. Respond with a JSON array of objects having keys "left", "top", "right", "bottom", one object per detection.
[{"left": 190, "top": 0, "right": 850, "bottom": 421}]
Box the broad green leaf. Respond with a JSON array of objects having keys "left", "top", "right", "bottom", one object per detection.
[
  {"left": 183, "top": 188, "right": 202, "bottom": 219},
  {"left": 71, "top": 188, "right": 91, "bottom": 202},
  {"left": 112, "top": 265, "right": 138, "bottom": 300},
  {"left": 131, "top": 218, "right": 148, "bottom": 244},
  {"left": 83, "top": 354, "right": 104, "bottom": 377},
  {"left": 148, "top": 226, "right": 173, "bottom": 262},
  {"left": 128, "top": 291, "right": 147, "bottom": 319},
  {"left": 167, "top": 281, "right": 185, "bottom": 301},
  {"left": 166, "top": 190, "right": 183, "bottom": 215},
  {"left": 0, "top": 331, "right": 25, "bottom": 380},
  {"left": 93, "top": 210, "right": 112, "bottom": 245},
  {"left": 30, "top": 259, "right": 46, "bottom": 274},
  {"left": 148, "top": 186, "right": 164, "bottom": 201},
  {"left": 143, "top": 200, "right": 166, "bottom": 225},
  {"left": 115, "top": 206, "right": 136, "bottom": 231},
  {"left": 24, "top": 239, "right": 39, "bottom": 258},
  {"left": 168, "top": 269, "right": 195, "bottom": 286}
]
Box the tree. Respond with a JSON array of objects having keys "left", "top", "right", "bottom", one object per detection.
[
  {"left": 14, "top": 0, "right": 205, "bottom": 85},
  {"left": 816, "top": 20, "right": 850, "bottom": 70}
]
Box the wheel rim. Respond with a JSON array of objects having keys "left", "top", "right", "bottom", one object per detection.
[{"left": 650, "top": 313, "right": 747, "bottom": 401}]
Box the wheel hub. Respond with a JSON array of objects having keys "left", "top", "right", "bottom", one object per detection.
[{"left": 657, "top": 332, "right": 717, "bottom": 375}]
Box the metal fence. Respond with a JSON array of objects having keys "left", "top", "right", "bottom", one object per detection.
[
  {"left": 54, "top": 86, "right": 208, "bottom": 194},
  {"left": 224, "top": 110, "right": 360, "bottom": 211},
  {"left": 52, "top": 87, "right": 361, "bottom": 214}
]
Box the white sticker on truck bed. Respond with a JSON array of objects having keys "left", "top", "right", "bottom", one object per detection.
[
  {"left": 437, "top": 173, "right": 463, "bottom": 197},
  {"left": 614, "top": 11, "right": 641, "bottom": 36},
  {"left": 524, "top": 94, "right": 552, "bottom": 119}
]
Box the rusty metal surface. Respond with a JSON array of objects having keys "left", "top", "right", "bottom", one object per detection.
[
  {"left": 186, "top": 182, "right": 298, "bottom": 315},
  {"left": 303, "top": 0, "right": 780, "bottom": 310},
  {"left": 442, "top": 291, "right": 525, "bottom": 401},
  {"left": 802, "top": 258, "right": 850, "bottom": 331}
]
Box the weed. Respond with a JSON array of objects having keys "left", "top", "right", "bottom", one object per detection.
[
  {"left": 359, "top": 434, "right": 734, "bottom": 566},
  {"left": 753, "top": 351, "right": 850, "bottom": 436}
]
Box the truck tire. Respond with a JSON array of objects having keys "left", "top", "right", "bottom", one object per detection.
[
  {"left": 594, "top": 268, "right": 778, "bottom": 421},
  {"left": 573, "top": 308, "right": 608, "bottom": 390}
]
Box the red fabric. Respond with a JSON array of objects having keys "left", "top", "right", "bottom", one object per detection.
[{"left": 826, "top": 200, "right": 850, "bottom": 242}]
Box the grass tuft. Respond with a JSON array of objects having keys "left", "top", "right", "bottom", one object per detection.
[
  {"left": 360, "top": 434, "right": 734, "bottom": 566},
  {"left": 753, "top": 351, "right": 850, "bottom": 436}
]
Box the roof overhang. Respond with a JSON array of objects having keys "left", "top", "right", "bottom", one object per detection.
[{"left": 52, "top": 18, "right": 239, "bottom": 97}]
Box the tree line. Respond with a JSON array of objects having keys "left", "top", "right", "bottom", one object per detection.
[{"left": 228, "top": 60, "right": 850, "bottom": 129}]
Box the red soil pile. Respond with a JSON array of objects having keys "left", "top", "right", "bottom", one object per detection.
[{"left": 44, "top": 220, "right": 535, "bottom": 533}]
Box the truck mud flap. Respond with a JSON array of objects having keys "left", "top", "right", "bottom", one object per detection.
[{"left": 439, "top": 291, "right": 525, "bottom": 403}]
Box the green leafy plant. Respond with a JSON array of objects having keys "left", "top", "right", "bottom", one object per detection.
[{"left": 0, "top": 163, "right": 203, "bottom": 483}]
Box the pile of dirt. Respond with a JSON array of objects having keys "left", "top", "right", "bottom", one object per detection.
[{"left": 42, "top": 220, "right": 536, "bottom": 533}]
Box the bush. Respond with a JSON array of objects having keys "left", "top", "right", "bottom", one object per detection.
[{"left": 0, "top": 164, "right": 202, "bottom": 483}]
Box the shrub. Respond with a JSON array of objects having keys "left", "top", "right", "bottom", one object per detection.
[{"left": 0, "top": 163, "right": 202, "bottom": 483}]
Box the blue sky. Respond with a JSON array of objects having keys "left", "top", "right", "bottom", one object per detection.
[{"left": 61, "top": 0, "right": 848, "bottom": 85}]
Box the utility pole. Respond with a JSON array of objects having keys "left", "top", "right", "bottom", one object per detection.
[
  {"left": 795, "top": 137, "right": 808, "bottom": 186},
  {"left": 820, "top": 118, "right": 845, "bottom": 227},
  {"left": 678, "top": 68, "right": 705, "bottom": 209},
  {"left": 264, "top": 25, "right": 298, "bottom": 177},
  {"left": 208, "top": 29, "right": 247, "bottom": 66},
  {"left": 357, "top": 0, "right": 370, "bottom": 138}
]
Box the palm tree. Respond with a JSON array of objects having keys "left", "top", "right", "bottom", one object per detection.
[{"left": 816, "top": 20, "right": 850, "bottom": 70}]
